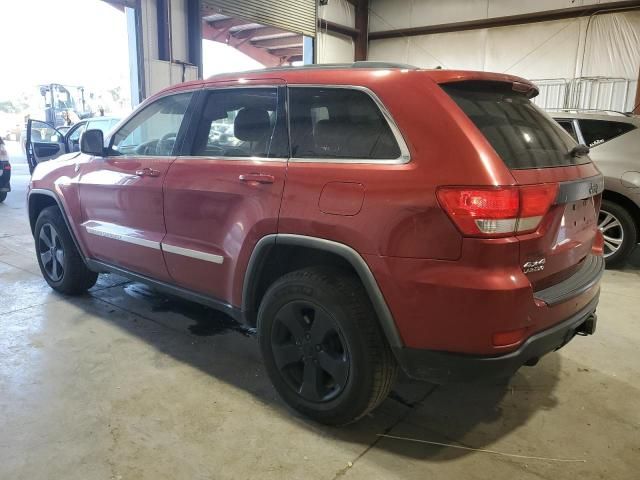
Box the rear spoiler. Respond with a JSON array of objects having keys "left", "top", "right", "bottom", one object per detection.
[{"left": 428, "top": 70, "right": 539, "bottom": 98}]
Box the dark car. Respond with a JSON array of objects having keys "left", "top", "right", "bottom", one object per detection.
[
  {"left": 25, "top": 116, "right": 120, "bottom": 173},
  {"left": 0, "top": 137, "right": 10, "bottom": 202},
  {"left": 27, "top": 63, "right": 604, "bottom": 425}
]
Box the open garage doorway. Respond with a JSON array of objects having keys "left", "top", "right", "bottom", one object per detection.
[
  {"left": 202, "top": 14, "right": 306, "bottom": 75},
  {"left": 200, "top": 0, "right": 316, "bottom": 75},
  {"left": 0, "top": 0, "right": 132, "bottom": 148}
]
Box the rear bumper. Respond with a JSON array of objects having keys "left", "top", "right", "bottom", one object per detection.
[{"left": 394, "top": 293, "right": 599, "bottom": 383}]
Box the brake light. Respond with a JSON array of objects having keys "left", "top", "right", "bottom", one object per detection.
[
  {"left": 3, "top": 164, "right": 10, "bottom": 170},
  {"left": 437, "top": 184, "right": 558, "bottom": 238}
]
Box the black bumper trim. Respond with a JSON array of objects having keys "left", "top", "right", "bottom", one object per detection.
[
  {"left": 534, "top": 254, "right": 604, "bottom": 306},
  {"left": 393, "top": 293, "right": 599, "bottom": 384}
]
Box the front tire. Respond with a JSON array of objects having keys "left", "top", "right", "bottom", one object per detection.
[
  {"left": 34, "top": 206, "right": 98, "bottom": 294},
  {"left": 0, "top": 191, "right": 6, "bottom": 203},
  {"left": 599, "top": 200, "right": 637, "bottom": 268},
  {"left": 258, "top": 267, "right": 397, "bottom": 425}
]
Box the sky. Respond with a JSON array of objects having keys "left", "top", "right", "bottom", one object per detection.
[
  {"left": 0, "top": 0, "right": 265, "bottom": 105},
  {"left": 0, "top": 0, "right": 131, "bottom": 101},
  {"left": 202, "top": 40, "right": 264, "bottom": 77}
]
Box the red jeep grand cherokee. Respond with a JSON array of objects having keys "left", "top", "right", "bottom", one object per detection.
[{"left": 28, "top": 63, "right": 604, "bottom": 425}]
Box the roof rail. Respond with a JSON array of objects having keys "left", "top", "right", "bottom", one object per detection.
[
  {"left": 208, "top": 62, "right": 420, "bottom": 79},
  {"left": 546, "top": 108, "right": 633, "bottom": 117}
]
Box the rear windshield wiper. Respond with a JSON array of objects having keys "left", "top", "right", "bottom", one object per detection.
[{"left": 569, "top": 144, "right": 590, "bottom": 157}]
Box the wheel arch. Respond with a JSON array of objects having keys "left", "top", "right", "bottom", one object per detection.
[
  {"left": 28, "top": 190, "right": 58, "bottom": 234},
  {"left": 242, "top": 234, "right": 403, "bottom": 349},
  {"left": 602, "top": 190, "right": 640, "bottom": 237},
  {"left": 28, "top": 189, "right": 88, "bottom": 265}
]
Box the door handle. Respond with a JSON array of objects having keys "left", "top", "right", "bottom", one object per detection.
[
  {"left": 135, "top": 167, "right": 161, "bottom": 177},
  {"left": 239, "top": 173, "right": 275, "bottom": 184}
]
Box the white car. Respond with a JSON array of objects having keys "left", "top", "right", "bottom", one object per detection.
[{"left": 551, "top": 110, "right": 640, "bottom": 266}]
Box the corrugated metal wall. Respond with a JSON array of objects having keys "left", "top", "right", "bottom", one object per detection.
[
  {"left": 202, "top": 0, "right": 317, "bottom": 37},
  {"left": 368, "top": 7, "right": 640, "bottom": 111}
]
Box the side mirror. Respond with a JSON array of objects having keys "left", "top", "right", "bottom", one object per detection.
[{"left": 80, "top": 129, "right": 104, "bottom": 156}]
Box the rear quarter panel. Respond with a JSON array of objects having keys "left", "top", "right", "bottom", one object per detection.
[{"left": 278, "top": 71, "right": 516, "bottom": 260}]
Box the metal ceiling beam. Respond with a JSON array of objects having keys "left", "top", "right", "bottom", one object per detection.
[
  {"left": 209, "top": 16, "right": 255, "bottom": 30},
  {"left": 234, "top": 26, "right": 289, "bottom": 40},
  {"left": 269, "top": 47, "right": 303, "bottom": 57},
  {"left": 251, "top": 35, "right": 303, "bottom": 48},
  {"left": 369, "top": 0, "right": 640, "bottom": 40},
  {"left": 202, "top": 21, "right": 282, "bottom": 67}
]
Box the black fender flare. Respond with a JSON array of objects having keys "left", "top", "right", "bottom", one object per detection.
[
  {"left": 242, "top": 234, "right": 404, "bottom": 349},
  {"left": 28, "top": 188, "right": 89, "bottom": 266}
]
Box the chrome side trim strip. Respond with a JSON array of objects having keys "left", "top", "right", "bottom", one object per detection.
[
  {"left": 82, "top": 221, "right": 161, "bottom": 250},
  {"left": 287, "top": 84, "right": 411, "bottom": 165},
  {"left": 161, "top": 243, "right": 224, "bottom": 264}
]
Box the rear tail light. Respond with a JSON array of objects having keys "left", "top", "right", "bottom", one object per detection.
[
  {"left": 437, "top": 184, "right": 558, "bottom": 238},
  {"left": 3, "top": 164, "right": 10, "bottom": 170}
]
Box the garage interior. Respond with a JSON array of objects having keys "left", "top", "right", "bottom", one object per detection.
[{"left": 1, "top": 1, "right": 640, "bottom": 479}]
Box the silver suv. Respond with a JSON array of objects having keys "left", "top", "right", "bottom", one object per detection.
[{"left": 551, "top": 111, "right": 640, "bottom": 267}]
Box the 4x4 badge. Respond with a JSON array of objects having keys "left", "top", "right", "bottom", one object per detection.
[{"left": 523, "top": 258, "right": 546, "bottom": 273}]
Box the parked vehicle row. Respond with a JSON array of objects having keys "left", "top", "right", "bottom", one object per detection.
[{"left": 552, "top": 111, "right": 640, "bottom": 266}]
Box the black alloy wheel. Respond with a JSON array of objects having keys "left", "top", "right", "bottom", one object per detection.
[
  {"left": 271, "top": 300, "right": 350, "bottom": 402},
  {"left": 34, "top": 206, "right": 98, "bottom": 294},
  {"left": 258, "top": 267, "right": 398, "bottom": 425}
]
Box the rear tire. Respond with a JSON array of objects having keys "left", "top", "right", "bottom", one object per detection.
[
  {"left": 258, "top": 267, "right": 398, "bottom": 425},
  {"left": 599, "top": 200, "right": 637, "bottom": 268},
  {"left": 0, "top": 192, "right": 6, "bottom": 203},
  {"left": 34, "top": 206, "right": 98, "bottom": 294}
]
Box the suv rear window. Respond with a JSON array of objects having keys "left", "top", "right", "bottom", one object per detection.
[
  {"left": 443, "top": 82, "right": 585, "bottom": 170},
  {"left": 289, "top": 87, "right": 401, "bottom": 160},
  {"left": 578, "top": 119, "right": 635, "bottom": 148}
]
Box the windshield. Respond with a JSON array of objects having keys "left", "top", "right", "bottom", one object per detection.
[{"left": 443, "top": 81, "right": 588, "bottom": 170}]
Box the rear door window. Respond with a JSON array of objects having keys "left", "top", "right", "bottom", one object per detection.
[
  {"left": 443, "top": 82, "right": 585, "bottom": 169},
  {"left": 288, "top": 87, "right": 402, "bottom": 160},
  {"left": 577, "top": 119, "right": 635, "bottom": 148}
]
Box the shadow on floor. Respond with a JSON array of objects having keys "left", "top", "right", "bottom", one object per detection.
[{"left": 68, "top": 277, "right": 563, "bottom": 461}]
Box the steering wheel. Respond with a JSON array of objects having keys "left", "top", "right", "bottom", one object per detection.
[
  {"left": 134, "top": 139, "right": 159, "bottom": 155},
  {"left": 157, "top": 132, "right": 177, "bottom": 155}
]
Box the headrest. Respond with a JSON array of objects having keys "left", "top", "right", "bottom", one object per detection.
[
  {"left": 234, "top": 107, "right": 271, "bottom": 142},
  {"left": 314, "top": 119, "right": 349, "bottom": 156}
]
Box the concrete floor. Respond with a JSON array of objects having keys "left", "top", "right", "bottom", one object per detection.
[{"left": 1, "top": 140, "right": 639, "bottom": 480}]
